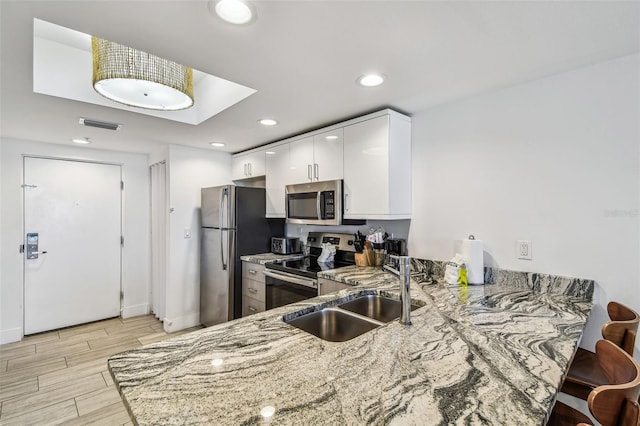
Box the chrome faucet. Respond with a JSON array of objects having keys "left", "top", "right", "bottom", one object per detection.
[{"left": 392, "top": 255, "right": 412, "bottom": 325}]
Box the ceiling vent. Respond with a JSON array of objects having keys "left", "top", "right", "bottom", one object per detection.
[{"left": 79, "top": 117, "right": 122, "bottom": 131}]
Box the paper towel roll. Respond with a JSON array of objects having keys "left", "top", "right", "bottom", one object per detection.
[{"left": 454, "top": 238, "right": 484, "bottom": 285}]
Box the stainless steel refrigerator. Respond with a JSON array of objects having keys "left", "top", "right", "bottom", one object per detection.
[{"left": 200, "top": 185, "right": 283, "bottom": 326}]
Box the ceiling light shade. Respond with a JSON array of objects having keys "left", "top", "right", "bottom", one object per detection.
[
  {"left": 210, "top": 142, "right": 225, "bottom": 147},
  {"left": 210, "top": 0, "right": 256, "bottom": 25},
  {"left": 258, "top": 118, "right": 278, "bottom": 126},
  {"left": 91, "top": 36, "right": 194, "bottom": 111},
  {"left": 358, "top": 74, "right": 385, "bottom": 87}
]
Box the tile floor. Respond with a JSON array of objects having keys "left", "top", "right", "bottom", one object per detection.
[{"left": 0, "top": 315, "right": 201, "bottom": 425}]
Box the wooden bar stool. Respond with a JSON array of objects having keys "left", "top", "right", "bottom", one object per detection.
[
  {"left": 548, "top": 339, "right": 640, "bottom": 426},
  {"left": 562, "top": 301, "right": 639, "bottom": 400}
]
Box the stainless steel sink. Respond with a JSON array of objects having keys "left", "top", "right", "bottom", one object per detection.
[
  {"left": 285, "top": 308, "right": 382, "bottom": 342},
  {"left": 338, "top": 295, "right": 420, "bottom": 323}
]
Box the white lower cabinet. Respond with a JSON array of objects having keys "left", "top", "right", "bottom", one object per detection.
[
  {"left": 242, "top": 262, "right": 266, "bottom": 316},
  {"left": 318, "top": 278, "right": 352, "bottom": 295},
  {"left": 343, "top": 112, "right": 411, "bottom": 220}
]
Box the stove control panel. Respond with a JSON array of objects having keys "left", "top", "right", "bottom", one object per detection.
[{"left": 307, "top": 232, "right": 356, "bottom": 252}]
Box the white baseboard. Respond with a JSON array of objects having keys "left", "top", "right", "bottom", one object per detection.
[
  {"left": 163, "top": 312, "right": 200, "bottom": 333},
  {"left": 121, "top": 303, "right": 150, "bottom": 319},
  {"left": 0, "top": 327, "right": 23, "bottom": 345}
]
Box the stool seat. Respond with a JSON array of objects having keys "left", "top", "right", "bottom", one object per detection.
[
  {"left": 550, "top": 340, "right": 640, "bottom": 426},
  {"left": 547, "top": 401, "right": 592, "bottom": 426},
  {"left": 562, "top": 301, "right": 639, "bottom": 401},
  {"left": 562, "top": 347, "right": 609, "bottom": 400}
]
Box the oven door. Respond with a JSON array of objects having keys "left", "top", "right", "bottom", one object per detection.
[{"left": 264, "top": 269, "right": 317, "bottom": 310}]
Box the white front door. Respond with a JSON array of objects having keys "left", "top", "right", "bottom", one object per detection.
[{"left": 23, "top": 157, "right": 122, "bottom": 335}]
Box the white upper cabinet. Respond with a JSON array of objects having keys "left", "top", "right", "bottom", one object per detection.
[
  {"left": 312, "top": 128, "right": 343, "bottom": 182},
  {"left": 265, "top": 144, "right": 290, "bottom": 217},
  {"left": 343, "top": 112, "right": 411, "bottom": 220},
  {"left": 289, "top": 130, "right": 343, "bottom": 184},
  {"left": 288, "top": 137, "right": 314, "bottom": 184},
  {"left": 232, "top": 149, "right": 266, "bottom": 180}
]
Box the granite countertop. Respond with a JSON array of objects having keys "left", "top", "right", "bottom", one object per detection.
[
  {"left": 109, "top": 266, "right": 593, "bottom": 425},
  {"left": 240, "top": 252, "right": 304, "bottom": 264}
]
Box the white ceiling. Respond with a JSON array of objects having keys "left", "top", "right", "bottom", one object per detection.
[{"left": 1, "top": 1, "right": 638, "bottom": 155}]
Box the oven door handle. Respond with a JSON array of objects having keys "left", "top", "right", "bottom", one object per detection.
[{"left": 263, "top": 270, "right": 318, "bottom": 289}]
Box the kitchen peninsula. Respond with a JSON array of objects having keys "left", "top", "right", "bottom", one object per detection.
[{"left": 108, "top": 262, "right": 593, "bottom": 425}]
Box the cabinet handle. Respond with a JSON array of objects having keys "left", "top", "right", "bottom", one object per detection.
[
  {"left": 249, "top": 269, "right": 257, "bottom": 275},
  {"left": 248, "top": 306, "right": 257, "bottom": 312},
  {"left": 248, "top": 163, "right": 252, "bottom": 176},
  {"left": 243, "top": 163, "right": 247, "bottom": 176},
  {"left": 345, "top": 193, "right": 349, "bottom": 212},
  {"left": 314, "top": 163, "right": 319, "bottom": 181},
  {"left": 248, "top": 287, "right": 258, "bottom": 293},
  {"left": 307, "top": 164, "right": 312, "bottom": 181}
]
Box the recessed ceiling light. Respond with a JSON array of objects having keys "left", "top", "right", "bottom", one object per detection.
[
  {"left": 357, "top": 73, "right": 385, "bottom": 87},
  {"left": 258, "top": 118, "right": 278, "bottom": 126},
  {"left": 265, "top": 151, "right": 276, "bottom": 155},
  {"left": 71, "top": 137, "right": 90, "bottom": 144},
  {"left": 210, "top": 142, "right": 225, "bottom": 147},
  {"left": 209, "top": 0, "right": 256, "bottom": 25},
  {"left": 325, "top": 135, "right": 338, "bottom": 140}
]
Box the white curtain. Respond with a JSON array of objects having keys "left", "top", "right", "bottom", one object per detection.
[{"left": 150, "top": 162, "right": 168, "bottom": 320}]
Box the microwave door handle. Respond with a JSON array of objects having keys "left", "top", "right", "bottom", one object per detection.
[{"left": 317, "top": 192, "right": 322, "bottom": 220}]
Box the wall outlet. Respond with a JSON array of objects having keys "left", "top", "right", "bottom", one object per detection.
[
  {"left": 517, "top": 240, "right": 532, "bottom": 260},
  {"left": 184, "top": 227, "right": 191, "bottom": 239}
]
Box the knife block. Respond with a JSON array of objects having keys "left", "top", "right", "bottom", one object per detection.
[
  {"left": 355, "top": 253, "right": 368, "bottom": 266},
  {"left": 355, "top": 242, "right": 375, "bottom": 266}
]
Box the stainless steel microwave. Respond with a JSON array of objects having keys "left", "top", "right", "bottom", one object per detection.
[{"left": 285, "top": 180, "right": 342, "bottom": 226}]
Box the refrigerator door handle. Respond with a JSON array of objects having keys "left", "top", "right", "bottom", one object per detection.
[
  {"left": 221, "top": 229, "right": 227, "bottom": 270},
  {"left": 219, "top": 188, "right": 225, "bottom": 230},
  {"left": 220, "top": 188, "right": 229, "bottom": 270}
]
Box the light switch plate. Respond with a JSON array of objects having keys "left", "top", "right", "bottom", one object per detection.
[{"left": 184, "top": 227, "right": 191, "bottom": 239}]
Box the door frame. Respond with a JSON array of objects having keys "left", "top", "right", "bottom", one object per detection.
[{"left": 22, "top": 155, "right": 124, "bottom": 336}]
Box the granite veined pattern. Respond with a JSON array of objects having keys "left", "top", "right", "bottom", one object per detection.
[{"left": 109, "top": 265, "right": 592, "bottom": 425}]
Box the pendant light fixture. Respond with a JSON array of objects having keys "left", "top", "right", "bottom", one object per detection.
[{"left": 91, "top": 36, "right": 194, "bottom": 111}]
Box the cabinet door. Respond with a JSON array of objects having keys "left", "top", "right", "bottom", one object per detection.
[
  {"left": 245, "top": 150, "right": 266, "bottom": 177},
  {"left": 231, "top": 154, "right": 249, "bottom": 180},
  {"left": 343, "top": 116, "right": 390, "bottom": 217},
  {"left": 318, "top": 278, "right": 352, "bottom": 295},
  {"left": 232, "top": 150, "right": 265, "bottom": 180},
  {"left": 288, "top": 137, "right": 314, "bottom": 183},
  {"left": 313, "top": 128, "right": 343, "bottom": 182},
  {"left": 265, "top": 144, "right": 290, "bottom": 217},
  {"left": 242, "top": 294, "right": 265, "bottom": 316}
]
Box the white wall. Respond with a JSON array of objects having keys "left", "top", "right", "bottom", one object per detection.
[
  {"left": 0, "top": 138, "right": 150, "bottom": 343},
  {"left": 409, "top": 54, "right": 640, "bottom": 357},
  {"left": 163, "top": 144, "right": 231, "bottom": 332}
]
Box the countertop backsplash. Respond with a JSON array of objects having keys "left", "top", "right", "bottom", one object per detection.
[{"left": 412, "top": 258, "right": 594, "bottom": 302}]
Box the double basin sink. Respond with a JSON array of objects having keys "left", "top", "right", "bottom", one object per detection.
[{"left": 285, "top": 295, "right": 420, "bottom": 342}]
